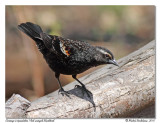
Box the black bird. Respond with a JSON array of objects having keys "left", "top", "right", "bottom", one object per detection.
[{"left": 18, "top": 22, "right": 118, "bottom": 96}]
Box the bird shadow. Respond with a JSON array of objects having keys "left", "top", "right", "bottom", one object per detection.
[{"left": 67, "top": 85, "right": 96, "bottom": 110}]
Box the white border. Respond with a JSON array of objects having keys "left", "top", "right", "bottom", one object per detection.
[
  {"left": 1, "top": 0, "right": 159, "bottom": 123},
  {"left": 2, "top": 0, "right": 156, "bottom": 5},
  {"left": 0, "top": 2, "right": 5, "bottom": 123}
]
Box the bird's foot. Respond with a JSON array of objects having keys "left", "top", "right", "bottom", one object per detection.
[
  {"left": 58, "top": 88, "right": 71, "bottom": 98},
  {"left": 74, "top": 85, "right": 91, "bottom": 98},
  {"left": 74, "top": 85, "right": 81, "bottom": 88}
]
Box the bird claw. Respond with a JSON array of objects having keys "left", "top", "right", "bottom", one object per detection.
[
  {"left": 74, "top": 85, "right": 81, "bottom": 88},
  {"left": 74, "top": 85, "right": 91, "bottom": 98},
  {"left": 58, "top": 88, "right": 71, "bottom": 98}
]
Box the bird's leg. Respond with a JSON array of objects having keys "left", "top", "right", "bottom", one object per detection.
[
  {"left": 55, "top": 73, "right": 70, "bottom": 97},
  {"left": 72, "top": 75, "right": 91, "bottom": 97},
  {"left": 72, "top": 75, "right": 85, "bottom": 87}
]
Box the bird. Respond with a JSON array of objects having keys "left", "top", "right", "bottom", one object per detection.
[{"left": 18, "top": 22, "right": 119, "bottom": 97}]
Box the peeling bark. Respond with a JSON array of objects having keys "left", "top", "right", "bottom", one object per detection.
[{"left": 6, "top": 41, "right": 155, "bottom": 118}]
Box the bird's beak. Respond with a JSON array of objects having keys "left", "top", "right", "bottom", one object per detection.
[{"left": 108, "top": 59, "right": 119, "bottom": 67}]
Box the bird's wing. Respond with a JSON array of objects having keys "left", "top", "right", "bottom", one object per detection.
[
  {"left": 52, "top": 36, "right": 78, "bottom": 57},
  {"left": 53, "top": 36, "right": 91, "bottom": 57},
  {"left": 39, "top": 33, "right": 61, "bottom": 56},
  {"left": 40, "top": 33, "right": 91, "bottom": 57}
]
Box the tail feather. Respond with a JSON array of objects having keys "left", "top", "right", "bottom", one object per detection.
[
  {"left": 18, "top": 22, "right": 43, "bottom": 41},
  {"left": 18, "top": 22, "right": 50, "bottom": 55}
]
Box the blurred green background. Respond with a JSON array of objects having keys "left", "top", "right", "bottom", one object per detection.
[{"left": 5, "top": 6, "right": 155, "bottom": 101}]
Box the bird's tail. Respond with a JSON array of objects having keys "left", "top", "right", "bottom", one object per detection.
[
  {"left": 18, "top": 22, "right": 43, "bottom": 41},
  {"left": 18, "top": 22, "right": 50, "bottom": 55}
]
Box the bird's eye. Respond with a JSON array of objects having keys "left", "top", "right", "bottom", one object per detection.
[
  {"left": 105, "top": 54, "right": 109, "bottom": 58},
  {"left": 105, "top": 53, "right": 112, "bottom": 59}
]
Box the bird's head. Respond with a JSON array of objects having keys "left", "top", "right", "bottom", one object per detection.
[{"left": 94, "top": 46, "right": 119, "bottom": 66}]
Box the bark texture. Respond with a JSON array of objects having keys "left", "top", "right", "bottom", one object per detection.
[
  {"left": 5, "top": 94, "right": 31, "bottom": 118},
  {"left": 6, "top": 41, "right": 155, "bottom": 118}
]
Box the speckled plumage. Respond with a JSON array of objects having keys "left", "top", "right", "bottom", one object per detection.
[
  {"left": 18, "top": 22, "right": 118, "bottom": 96},
  {"left": 42, "top": 35, "right": 97, "bottom": 75}
]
